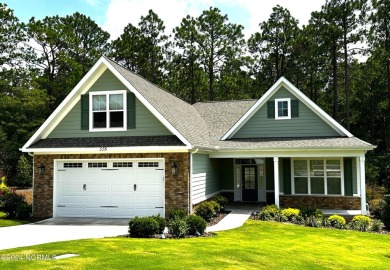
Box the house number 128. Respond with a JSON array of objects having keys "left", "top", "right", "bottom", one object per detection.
[{"left": 99, "top": 147, "right": 107, "bottom": 151}]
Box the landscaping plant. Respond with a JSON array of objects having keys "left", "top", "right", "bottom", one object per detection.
[
  {"left": 166, "top": 208, "right": 187, "bottom": 221},
  {"left": 327, "top": 215, "right": 346, "bottom": 229},
  {"left": 281, "top": 208, "right": 300, "bottom": 221},
  {"left": 168, "top": 218, "right": 188, "bottom": 238},
  {"left": 194, "top": 201, "right": 216, "bottom": 221},
  {"left": 128, "top": 217, "right": 159, "bottom": 238},
  {"left": 381, "top": 194, "right": 390, "bottom": 228},
  {"left": 185, "top": 215, "right": 207, "bottom": 235},
  {"left": 349, "top": 215, "right": 371, "bottom": 232}
]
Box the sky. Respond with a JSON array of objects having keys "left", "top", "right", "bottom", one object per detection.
[{"left": 5, "top": 0, "right": 325, "bottom": 39}]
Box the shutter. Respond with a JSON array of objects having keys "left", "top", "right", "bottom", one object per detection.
[
  {"left": 127, "top": 92, "right": 136, "bottom": 129},
  {"left": 81, "top": 94, "right": 89, "bottom": 130},
  {"left": 283, "top": 159, "right": 291, "bottom": 195},
  {"left": 265, "top": 158, "right": 274, "bottom": 190},
  {"left": 267, "top": 101, "right": 275, "bottom": 118},
  {"left": 291, "top": 100, "right": 299, "bottom": 117},
  {"left": 344, "top": 158, "right": 353, "bottom": 196}
]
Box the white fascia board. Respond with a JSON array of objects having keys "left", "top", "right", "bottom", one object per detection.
[
  {"left": 209, "top": 149, "right": 367, "bottom": 158},
  {"left": 221, "top": 77, "right": 353, "bottom": 140},
  {"left": 103, "top": 59, "right": 192, "bottom": 148},
  {"left": 25, "top": 146, "right": 191, "bottom": 155},
  {"left": 22, "top": 57, "right": 108, "bottom": 150}
]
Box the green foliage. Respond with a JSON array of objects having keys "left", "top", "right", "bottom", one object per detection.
[
  {"left": 369, "top": 198, "right": 385, "bottom": 219},
  {"left": 213, "top": 195, "right": 229, "bottom": 207},
  {"left": 168, "top": 218, "right": 188, "bottom": 238},
  {"left": 291, "top": 215, "right": 305, "bottom": 225},
  {"left": 299, "top": 207, "right": 323, "bottom": 218},
  {"left": 194, "top": 201, "right": 216, "bottom": 221},
  {"left": 327, "top": 215, "right": 346, "bottom": 229},
  {"left": 0, "top": 191, "right": 26, "bottom": 218},
  {"left": 281, "top": 208, "right": 300, "bottom": 221},
  {"left": 349, "top": 215, "right": 371, "bottom": 232},
  {"left": 16, "top": 203, "right": 32, "bottom": 219},
  {"left": 369, "top": 219, "right": 383, "bottom": 232},
  {"left": 305, "top": 216, "right": 324, "bottom": 228},
  {"left": 152, "top": 214, "right": 166, "bottom": 234},
  {"left": 15, "top": 155, "right": 32, "bottom": 188},
  {"left": 258, "top": 205, "right": 281, "bottom": 221},
  {"left": 128, "top": 217, "right": 159, "bottom": 238},
  {"left": 381, "top": 195, "right": 390, "bottom": 228},
  {"left": 166, "top": 208, "right": 187, "bottom": 221},
  {"left": 184, "top": 215, "right": 207, "bottom": 235},
  {"left": 209, "top": 200, "right": 221, "bottom": 214}
]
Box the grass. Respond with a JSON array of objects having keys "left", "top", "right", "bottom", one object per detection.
[
  {"left": 0, "top": 220, "right": 389, "bottom": 269},
  {"left": 0, "top": 212, "right": 30, "bottom": 227}
]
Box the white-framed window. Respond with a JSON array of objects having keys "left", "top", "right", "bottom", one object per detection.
[
  {"left": 89, "top": 90, "right": 127, "bottom": 131},
  {"left": 275, "top": 98, "right": 291, "bottom": 119},
  {"left": 292, "top": 158, "right": 343, "bottom": 195}
]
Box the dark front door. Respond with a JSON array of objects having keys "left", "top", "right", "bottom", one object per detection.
[{"left": 242, "top": 165, "right": 258, "bottom": 201}]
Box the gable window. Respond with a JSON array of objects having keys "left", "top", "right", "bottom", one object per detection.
[
  {"left": 89, "top": 91, "right": 127, "bottom": 131},
  {"left": 275, "top": 98, "right": 291, "bottom": 119},
  {"left": 292, "top": 159, "right": 343, "bottom": 195}
]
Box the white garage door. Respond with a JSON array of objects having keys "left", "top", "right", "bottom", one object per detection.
[{"left": 54, "top": 159, "right": 165, "bottom": 218}]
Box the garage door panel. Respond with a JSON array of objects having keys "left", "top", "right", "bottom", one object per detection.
[{"left": 56, "top": 160, "right": 164, "bottom": 218}]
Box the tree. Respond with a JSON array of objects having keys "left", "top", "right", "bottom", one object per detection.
[{"left": 15, "top": 155, "right": 32, "bottom": 188}]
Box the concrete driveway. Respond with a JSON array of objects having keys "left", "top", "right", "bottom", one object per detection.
[{"left": 0, "top": 218, "right": 129, "bottom": 250}]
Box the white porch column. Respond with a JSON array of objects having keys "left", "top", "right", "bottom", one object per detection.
[
  {"left": 274, "top": 157, "right": 280, "bottom": 207},
  {"left": 360, "top": 155, "right": 367, "bottom": 215}
]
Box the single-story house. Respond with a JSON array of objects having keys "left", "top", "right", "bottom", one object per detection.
[{"left": 21, "top": 56, "right": 375, "bottom": 218}]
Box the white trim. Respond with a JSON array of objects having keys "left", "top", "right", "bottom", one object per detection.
[
  {"left": 360, "top": 155, "right": 367, "bottom": 215},
  {"left": 221, "top": 77, "right": 353, "bottom": 140},
  {"left": 275, "top": 98, "right": 291, "bottom": 120},
  {"left": 22, "top": 57, "right": 192, "bottom": 152},
  {"left": 192, "top": 190, "right": 221, "bottom": 205},
  {"left": 274, "top": 157, "right": 280, "bottom": 206},
  {"left": 26, "top": 146, "right": 191, "bottom": 155},
  {"left": 89, "top": 90, "right": 127, "bottom": 132}
]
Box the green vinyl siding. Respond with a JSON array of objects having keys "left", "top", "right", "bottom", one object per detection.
[
  {"left": 233, "top": 86, "right": 340, "bottom": 138},
  {"left": 47, "top": 70, "right": 172, "bottom": 138},
  {"left": 193, "top": 154, "right": 220, "bottom": 195}
]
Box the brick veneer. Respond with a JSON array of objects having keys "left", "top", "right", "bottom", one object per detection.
[
  {"left": 280, "top": 195, "right": 361, "bottom": 210},
  {"left": 33, "top": 153, "right": 190, "bottom": 218}
]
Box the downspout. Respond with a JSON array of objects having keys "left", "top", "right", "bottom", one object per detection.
[{"left": 189, "top": 148, "right": 199, "bottom": 214}]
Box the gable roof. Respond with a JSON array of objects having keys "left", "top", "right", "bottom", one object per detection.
[{"left": 221, "top": 77, "right": 354, "bottom": 140}]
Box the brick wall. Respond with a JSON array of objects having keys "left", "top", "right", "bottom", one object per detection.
[
  {"left": 33, "top": 153, "right": 190, "bottom": 218},
  {"left": 280, "top": 195, "right": 361, "bottom": 210}
]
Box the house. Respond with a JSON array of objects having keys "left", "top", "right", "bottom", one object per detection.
[{"left": 21, "top": 57, "right": 375, "bottom": 219}]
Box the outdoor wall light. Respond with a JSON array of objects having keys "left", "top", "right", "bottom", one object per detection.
[
  {"left": 171, "top": 162, "right": 178, "bottom": 176},
  {"left": 37, "top": 163, "right": 46, "bottom": 175}
]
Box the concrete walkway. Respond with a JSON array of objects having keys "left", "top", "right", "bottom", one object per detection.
[{"left": 206, "top": 210, "right": 253, "bottom": 232}]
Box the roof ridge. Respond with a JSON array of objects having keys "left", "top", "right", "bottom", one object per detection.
[{"left": 194, "top": 99, "right": 257, "bottom": 105}]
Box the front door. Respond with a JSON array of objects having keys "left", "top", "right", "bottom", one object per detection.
[{"left": 242, "top": 165, "right": 258, "bottom": 201}]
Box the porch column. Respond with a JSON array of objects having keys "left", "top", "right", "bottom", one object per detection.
[
  {"left": 274, "top": 157, "right": 279, "bottom": 207},
  {"left": 360, "top": 155, "right": 367, "bottom": 215}
]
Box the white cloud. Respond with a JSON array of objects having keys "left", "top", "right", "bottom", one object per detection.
[{"left": 102, "top": 0, "right": 325, "bottom": 40}]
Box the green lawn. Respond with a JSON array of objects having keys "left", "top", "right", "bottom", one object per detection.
[
  {"left": 0, "top": 220, "right": 389, "bottom": 269},
  {"left": 0, "top": 212, "right": 29, "bottom": 227}
]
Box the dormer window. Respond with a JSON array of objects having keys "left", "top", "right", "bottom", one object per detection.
[
  {"left": 89, "top": 90, "right": 127, "bottom": 131},
  {"left": 275, "top": 98, "right": 291, "bottom": 120}
]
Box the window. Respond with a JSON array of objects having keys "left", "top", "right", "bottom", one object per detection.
[
  {"left": 89, "top": 91, "right": 127, "bottom": 131},
  {"left": 275, "top": 98, "right": 291, "bottom": 119},
  {"left": 293, "top": 159, "right": 342, "bottom": 195},
  {"left": 64, "top": 163, "right": 83, "bottom": 168},
  {"left": 88, "top": 162, "right": 108, "bottom": 168},
  {"left": 138, "top": 162, "right": 159, "bottom": 168},
  {"left": 113, "top": 162, "right": 133, "bottom": 168}
]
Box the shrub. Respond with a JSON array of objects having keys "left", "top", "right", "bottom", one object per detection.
[
  {"left": 152, "top": 214, "right": 166, "bottom": 234},
  {"left": 185, "top": 215, "right": 207, "bottom": 235},
  {"left": 327, "top": 215, "right": 346, "bottom": 229},
  {"left": 369, "top": 199, "right": 385, "bottom": 219},
  {"left": 349, "top": 215, "right": 371, "bottom": 232},
  {"left": 291, "top": 215, "right": 305, "bottom": 225},
  {"left": 281, "top": 208, "right": 300, "bottom": 221},
  {"left": 369, "top": 219, "right": 383, "bottom": 232},
  {"left": 169, "top": 218, "right": 188, "bottom": 238},
  {"left": 1, "top": 191, "right": 26, "bottom": 218},
  {"left": 274, "top": 212, "right": 288, "bottom": 222},
  {"left": 209, "top": 200, "right": 221, "bottom": 214},
  {"left": 299, "top": 207, "right": 323, "bottom": 218},
  {"left": 213, "top": 195, "right": 228, "bottom": 207},
  {"left": 194, "top": 201, "right": 215, "bottom": 221},
  {"left": 257, "top": 205, "right": 280, "bottom": 221},
  {"left": 305, "top": 216, "right": 323, "bottom": 228},
  {"left": 381, "top": 195, "right": 390, "bottom": 228},
  {"left": 166, "top": 209, "right": 187, "bottom": 221},
  {"left": 16, "top": 203, "right": 32, "bottom": 219},
  {"left": 128, "top": 217, "right": 159, "bottom": 238}
]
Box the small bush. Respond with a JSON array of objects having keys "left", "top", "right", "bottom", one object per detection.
[
  {"left": 299, "top": 207, "right": 323, "bottom": 218},
  {"left": 169, "top": 218, "right": 188, "bottom": 238},
  {"left": 369, "top": 199, "right": 385, "bottom": 219},
  {"left": 209, "top": 200, "right": 221, "bottom": 214},
  {"left": 305, "top": 216, "right": 323, "bottom": 228},
  {"left": 129, "top": 217, "right": 159, "bottom": 238},
  {"left": 195, "top": 201, "right": 215, "bottom": 221},
  {"left": 291, "top": 215, "right": 305, "bottom": 225},
  {"left": 257, "top": 205, "right": 280, "bottom": 221},
  {"left": 327, "top": 215, "right": 346, "bottom": 229},
  {"left": 381, "top": 195, "right": 390, "bottom": 228},
  {"left": 185, "top": 215, "right": 207, "bottom": 235},
  {"left": 1, "top": 192, "right": 26, "bottom": 218},
  {"left": 166, "top": 208, "right": 187, "bottom": 221},
  {"left": 349, "top": 215, "right": 371, "bottom": 232},
  {"left": 152, "top": 214, "right": 166, "bottom": 234},
  {"left": 16, "top": 203, "right": 32, "bottom": 219},
  {"left": 369, "top": 219, "right": 383, "bottom": 232},
  {"left": 281, "top": 208, "right": 300, "bottom": 221},
  {"left": 274, "top": 212, "right": 288, "bottom": 222},
  {"left": 213, "top": 195, "right": 228, "bottom": 207}
]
